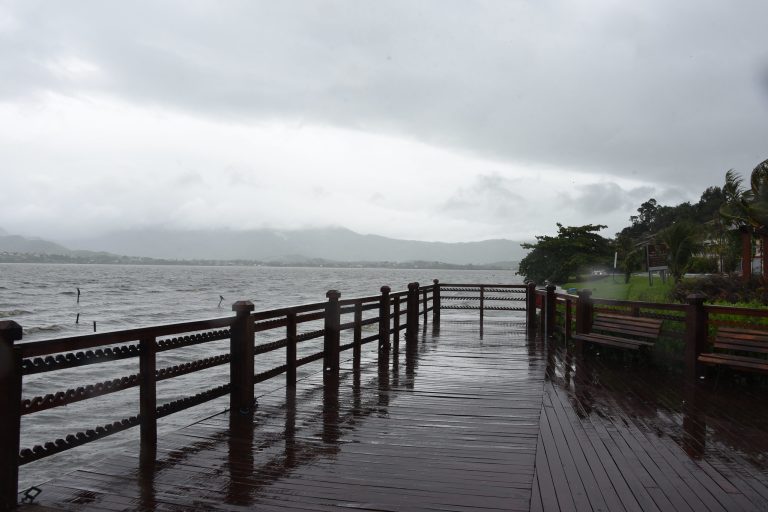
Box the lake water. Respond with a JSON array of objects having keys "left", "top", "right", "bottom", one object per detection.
[{"left": 0, "top": 263, "right": 522, "bottom": 489}]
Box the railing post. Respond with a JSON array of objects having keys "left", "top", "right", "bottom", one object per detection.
[
  {"left": 230, "top": 301, "right": 255, "bottom": 417},
  {"left": 565, "top": 298, "right": 572, "bottom": 339},
  {"left": 480, "top": 285, "right": 485, "bottom": 327},
  {"left": 324, "top": 290, "right": 341, "bottom": 375},
  {"left": 139, "top": 336, "right": 157, "bottom": 452},
  {"left": 422, "top": 288, "right": 428, "bottom": 325},
  {"left": 406, "top": 282, "right": 420, "bottom": 344},
  {"left": 379, "top": 286, "right": 391, "bottom": 352},
  {"left": 286, "top": 312, "right": 297, "bottom": 386},
  {"left": 392, "top": 296, "right": 400, "bottom": 353},
  {"left": 575, "top": 290, "right": 593, "bottom": 335},
  {"left": 545, "top": 284, "right": 556, "bottom": 338},
  {"left": 0, "top": 321, "right": 22, "bottom": 512},
  {"left": 526, "top": 282, "right": 536, "bottom": 331},
  {"left": 353, "top": 301, "right": 362, "bottom": 370},
  {"left": 432, "top": 279, "right": 441, "bottom": 325},
  {"left": 685, "top": 294, "right": 708, "bottom": 383}
]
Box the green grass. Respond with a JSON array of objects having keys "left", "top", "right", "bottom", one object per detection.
[{"left": 562, "top": 274, "right": 676, "bottom": 302}]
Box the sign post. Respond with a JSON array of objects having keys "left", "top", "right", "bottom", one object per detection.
[{"left": 646, "top": 243, "right": 669, "bottom": 286}]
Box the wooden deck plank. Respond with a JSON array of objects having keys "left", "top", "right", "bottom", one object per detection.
[{"left": 19, "top": 317, "right": 768, "bottom": 512}]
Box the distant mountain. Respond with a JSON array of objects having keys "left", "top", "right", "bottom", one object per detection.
[
  {"left": 64, "top": 227, "right": 527, "bottom": 265},
  {"left": 0, "top": 234, "right": 73, "bottom": 255}
]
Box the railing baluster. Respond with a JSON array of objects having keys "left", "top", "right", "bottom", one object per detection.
[
  {"left": 139, "top": 336, "right": 157, "bottom": 451},
  {"left": 565, "top": 298, "right": 572, "bottom": 339},
  {"left": 526, "top": 282, "right": 537, "bottom": 331},
  {"left": 480, "top": 285, "right": 485, "bottom": 329},
  {"left": 286, "top": 312, "right": 297, "bottom": 386},
  {"left": 685, "top": 294, "right": 707, "bottom": 383},
  {"left": 406, "top": 282, "right": 420, "bottom": 345},
  {"left": 545, "top": 285, "right": 556, "bottom": 338},
  {"left": 432, "top": 279, "right": 440, "bottom": 325},
  {"left": 393, "top": 297, "right": 400, "bottom": 353},
  {"left": 353, "top": 301, "right": 362, "bottom": 370},
  {"left": 231, "top": 301, "right": 255, "bottom": 417},
  {"left": 422, "top": 288, "right": 428, "bottom": 324},
  {"left": 379, "top": 287, "right": 391, "bottom": 352},
  {"left": 0, "top": 321, "right": 22, "bottom": 511},
  {"left": 324, "top": 290, "right": 341, "bottom": 375}
]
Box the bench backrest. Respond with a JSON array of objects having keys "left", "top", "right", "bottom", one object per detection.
[
  {"left": 591, "top": 313, "right": 663, "bottom": 340},
  {"left": 714, "top": 327, "right": 768, "bottom": 355}
]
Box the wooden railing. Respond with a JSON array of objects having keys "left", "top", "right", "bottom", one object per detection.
[
  {"left": 532, "top": 285, "right": 768, "bottom": 383},
  {"left": 0, "top": 280, "right": 531, "bottom": 510}
]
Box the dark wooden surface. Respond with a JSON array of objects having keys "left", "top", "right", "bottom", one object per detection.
[
  {"left": 533, "top": 342, "right": 768, "bottom": 512},
  {"left": 22, "top": 314, "right": 545, "bottom": 511},
  {"left": 19, "top": 315, "right": 768, "bottom": 511}
]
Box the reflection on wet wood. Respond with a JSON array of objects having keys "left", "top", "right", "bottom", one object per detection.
[
  {"left": 20, "top": 315, "right": 768, "bottom": 512},
  {"left": 25, "top": 315, "right": 542, "bottom": 511},
  {"left": 534, "top": 341, "right": 768, "bottom": 512}
]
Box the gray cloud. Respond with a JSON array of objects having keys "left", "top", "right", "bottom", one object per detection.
[
  {"left": 441, "top": 174, "right": 525, "bottom": 223},
  {"left": 1, "top": 1, "right": 767, "bottom": 242},
  {"left": 2, "top": 1, "right": 766, "bottom": 188}
]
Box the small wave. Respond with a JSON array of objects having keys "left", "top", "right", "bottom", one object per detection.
[
  {"left": 0, "top": 309, "right": 32, "bottom": 318},
  {"left": 60, "top": 291, "right": 76, "bottom": 296},
  {"left": 24, "top": 325, "right": 66, "bottom": 334}
]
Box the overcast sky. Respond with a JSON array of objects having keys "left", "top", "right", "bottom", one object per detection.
[{"left": 1, "top": 1, "right": 767, "bottom": 243}]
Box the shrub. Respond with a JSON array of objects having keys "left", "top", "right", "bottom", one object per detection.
[
  {"left": 672, "top": 274, "right": 768, "bottom": 304},
  {"left": 687, "top": 256, "right": 718, "bottom": 274}
]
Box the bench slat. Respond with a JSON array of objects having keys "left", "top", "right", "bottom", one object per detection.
[
  {"left": 596, "top": 313, "right": 664, "bottom": 328},
  {"left": 572, "top": 333, "right": 647, "bottom": 350},
  {"left": 575, "top": 313, "right": 661, "bottom": 352},
  {"left": 717, "top": 327, "right": 768, "bottom": 339},
  {"left": 592, "top": 322, "right": 661, "bottom": 339},
  {"left": 698, "top": 353, "right": 768, "bottom": 372},
  {"left": 714, "top": 341, "right": 768, "bottom": 354}
]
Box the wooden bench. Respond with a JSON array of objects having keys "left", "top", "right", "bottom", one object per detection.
[
  {"left": 698, "top": 327, "right": 768, "bottom": 373},
  {"left": 572, "top": 313, "right": 663, "bottom": 351}
]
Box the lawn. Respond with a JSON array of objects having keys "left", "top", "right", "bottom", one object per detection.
[{"left": 562, "top": 274, "right": 676, "bottom": 302}]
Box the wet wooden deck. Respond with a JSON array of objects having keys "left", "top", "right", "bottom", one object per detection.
[{"left": 20, "top": 316, "right": 768, "bottom": 511}]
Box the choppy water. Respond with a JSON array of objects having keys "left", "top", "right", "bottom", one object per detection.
[{"left": 0, "top": 263, "right": 521, "bottom": 489}]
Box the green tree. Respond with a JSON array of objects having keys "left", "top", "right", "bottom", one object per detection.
[
  {"left": 615, "top": 233, "right": 643, "bottom": 283},
  {"left": 517, "top": 224, "right": 612, "bottom": 284},
  {"left": 657, "top": 222, "right": 701, "bottom": 283}
]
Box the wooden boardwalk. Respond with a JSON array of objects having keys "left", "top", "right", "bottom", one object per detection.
[{"left": 19, "top": 316, "right": 768, "bottom": 511}]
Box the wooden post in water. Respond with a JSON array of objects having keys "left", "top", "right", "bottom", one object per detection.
[
  {"left": 0, "top": 320, "right": 22, "bottom": 511},
  {"left": 545, "top": 285, "right": 556, "bottom": 338},
  {"left": 324, "top": 290, "right": 341, "bottom": 375},
  {"left": 685, "top": 294, "right": 708, "bottom": 383},
  {"left": 379, "top": 286, "right": 391, "bottom": 352},
  {"left": 230, "top": 301, "right": 255, "bottom": 416},
  {"left": 138, "top": 336, "right": 158, "bottom": 452},
  {"left": 526, "top": 282, "right": 536, "bottom": 331},
  {"left": 286, "top": 312, "right": 297, "bottom": 386},
  {"left": 432, "top": 279, "right": 441, "bottom": 325},
  {"left": 406, "top": 282, "right": 420, "bottom": 345}
]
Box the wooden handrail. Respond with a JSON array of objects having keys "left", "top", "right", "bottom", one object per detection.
[{"left": 0, "top": 280, "right": 533, "bottom": 509}]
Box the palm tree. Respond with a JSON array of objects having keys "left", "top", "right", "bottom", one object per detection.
[
  {"left": 658, "top": 222, "right": 701, "bottom": 283},
  {"left": 720, "top": 161, "right": 768, "bottom": 278},
  {"left": 720, "top": 160, "right": 768, "bottom": 232}
]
